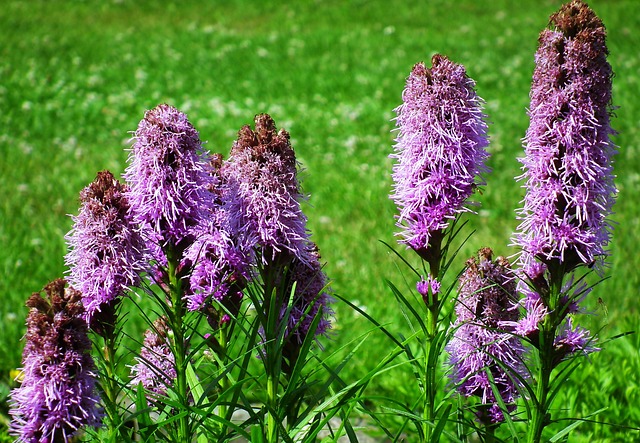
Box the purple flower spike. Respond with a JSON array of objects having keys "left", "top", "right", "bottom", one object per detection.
[
  {"left": 65, "top": 170, "right": 144, "bottom": 323},
  {"left": 185, "top": 226, "right": 249, "bottom": 312},
  {"left": 446, "top": 248, "right": 525, "bottom": 424},
  {"left": 391, "top": 55, "right": 490, "bottom": 260},
  {"left": 223, "top": 114, "right": 309, "bottom": 265},
  {"left": 130, "top": 318, "right": 177, "bottom": 397},
  {"left": 124, "top": 104, "right": 214, "bottom": 256},
  {"left": 513, "top": 0, "right": 616, "bottom": 272},
  {"left": 9, "top": 279, "right": 101, "bottom": 442},
  {"left": 184, "top": 154, "right": 251, "bottom": 314}
]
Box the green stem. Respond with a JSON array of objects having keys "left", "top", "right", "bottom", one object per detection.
[
  {"left": 527, "top": 266, "right": 564, "bottom": 443},
  {"left": 483, "top": 423, "right": 496, "bottom": 443},
  {"left": 101, "top": 334, "right": 124, "bottom": 443},
  {"left": 260, "top": 264, "right": 281, "bottom": 443},
  {"left": 266, "top": 371, "right": 279, "bottom": 443},
  {"left": 527, "top": 322, "right": 555, "bottom": 443},
  {"left": 167, "top": 251, "right": 190, "bottom": 442},
  {"left": 423, "top": 259, "right": 440, "bottom": 443},
  {"left": 217, "top": 326, "right": 230, "bottom": 426}
]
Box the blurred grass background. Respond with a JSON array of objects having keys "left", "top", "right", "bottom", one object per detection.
[{"left": 1, "top": 0, "right": 638, "bottom": 440}]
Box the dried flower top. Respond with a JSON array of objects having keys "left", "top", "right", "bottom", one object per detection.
[
  {"left": 514, "top": 0, "right": 616, "bottom": 271},
  {"left": 223, "top": 113, "right": 309, "bottom": 264},
  {"left": 391, "top": 54, "right": 490, "bottom": 258},
  {"left": 455, "top": 248, "right": 519, "bottom": 327}
]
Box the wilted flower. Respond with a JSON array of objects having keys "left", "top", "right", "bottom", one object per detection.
[
  {"left": 65, "top": 170, "right": 144, "bottom": 323},
  {"left": 446, "top": 249, "right": 524, "bottom": 424},
  {"left": 9, "top": 279, "right": 101, "bottom": 442},
  {"left": 222, "top": 113, "right": 309, "bottom": 265},
  {"left": 513, "top": 0, "right": 616, "bottom": 272},
  {"left": 391, "top": 54, "right": 490, "bottom": 260},
  {"left": 281, "top": 244, "right": 334, "bottom": 346},
  {"left": 124, "top": 104, "right": 214, "bottom": 258},
  {"left": 130, "top": 317, "right": 177, "bottom": 397}
]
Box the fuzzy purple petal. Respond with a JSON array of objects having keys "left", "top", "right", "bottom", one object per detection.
[
  {"left": 222, "top": 114, "right": 309, "bottom": 264},
  {"left": 123, "top": 104, "right": 214, "bottom": 258},
  {"left": 130, "top": 318, "right": 177, "bottom": 397}
]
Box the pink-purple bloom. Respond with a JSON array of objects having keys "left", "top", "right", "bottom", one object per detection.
[
  {"left": 130, "top": 318, "right": 177, "bottom": 397},
  {"left": 10, "top": 279, "right": 101, "bottom": 442},
  {"left": 65, "top": 170, "right": 144, "bottom": 323},
  {"left": 416, "top": 276, "right": 440, "bottom": 305},
  {"left": 513, "top": 0, "right": 616, "bottom": 272},
  {"left": 391, "top": 54, "right": 490, "bottom": 259},
  {"left": 124, "top": 104, "right": 214, "bottom": 258},
  {"left": 222, "top": 114, "right": 310, "bottom": 265},
  {"left": 446, "top": 249, "right": 524, "bottom": 424},
  {"left": 184, "top": 154, "right": 251, "bottom": 313}
]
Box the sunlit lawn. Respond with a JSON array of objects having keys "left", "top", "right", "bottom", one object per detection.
[{"left": 1, "top": 0, "right": 639, "bottom": 440}]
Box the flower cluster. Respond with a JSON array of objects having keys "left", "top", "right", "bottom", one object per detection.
[
  {"left": 9, "top": 279, "right": 101, "bottom": 442},
  {"left": 513, "top": 0, "right": 616, "bottom": 272},
  {"left": 65, "top": 170, "right": 144, "bottom": 323},
  {"left": 223, "top": 114, "right": 310, "bottom": 265},
  {"left": 130, "top": 317, "right": 177, "bottom": 397},
  {"left": 391, "top": 54, "right": 490, "bottom": 259},
  {"left": 124, "top": 103, "right": 214, "bottom": 258},
  {"left": 446, "top": 249, "right": 524, "bottom": 424}
]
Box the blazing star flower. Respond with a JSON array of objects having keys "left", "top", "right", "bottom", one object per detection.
[
  {"left": 553, "top": 317, "right": 598, "bottom": 364},
  {"left": 446, "top": 249, "right": 525, "bottom": 424},
  {"left": 10, "top": 279, "right": 101, "bottom": 442},
  {"left": 185, "top": 226, "right": 249, "bottom": 312},
  {"left": 184, "top": 153, "right": 251, "bottom": 313},
  {"left": 513, "top": 0, "right": 616, "bottom": 272},
  {"left": 222, "top": 114, "right": 309, "bottom": 265},
  {"left": 130, "top": 318, "right": 177, "bottom": 397},
  {"left": 123, "top": 104, "right": 214, "bottom": 258},
  {"left": 65, "top": 170, "right": 144, "bottom": 323},
  {"left": 391, "top": 54, "right": 490, "bottom": 260},
  {"left": 416, "top": 276, "right": 440, "bottom": 305}
]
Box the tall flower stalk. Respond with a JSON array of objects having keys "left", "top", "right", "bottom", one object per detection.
[
  {"left": 223, "top": 114, "right": 333, "bottom": 442},
  {"left": 123, "top": 103, "right": 215, "bottom": 441},
  {"left": 512, "top": 2, "right": 616, "bottom": 442},
  {"left": 391, "top": 54, "right": 490, "bottom": 441}
]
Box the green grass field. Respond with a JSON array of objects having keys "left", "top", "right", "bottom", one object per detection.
[{"left": 1, "top": 0, "right": 639, "bottom": 440}]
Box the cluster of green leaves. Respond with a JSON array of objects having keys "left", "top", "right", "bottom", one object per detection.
[{"left": 1, "top": 0, "right": 639, "bottom": 441}]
